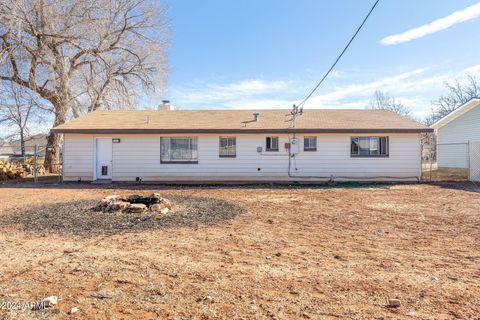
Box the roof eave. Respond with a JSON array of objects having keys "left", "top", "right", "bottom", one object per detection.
[
  {"left": 431, "top": 97, "right": 480, "bottom": 129},
  {"left": 51, "top": 128, "right": 433, "bottom": 134}
]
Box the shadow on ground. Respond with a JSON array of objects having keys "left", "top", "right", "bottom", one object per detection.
[
  {"left": 434, "top": 181, "right": 480, "bottom": 193},
  {"left": 0, "top": 181, "right": 396, "bottom": 190},
  {"left": 0, "top": 195, "right": 246, "bottom": 236}
]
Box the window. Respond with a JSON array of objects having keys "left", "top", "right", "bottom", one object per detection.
[
  {"left": 161, "top": 137, "right": 198, "bottom": 163},
  {"left": 219, "top": 137, "right": 236, "bottom": 157},
  {"left": 266, "top": 136, "right": 279, "bottom": 151},
  {"left": 351, "top": 136, "right": 389, "bottom": 157},
  {"left": 304, "top": 136, "right": 317, "bottom": 151}
]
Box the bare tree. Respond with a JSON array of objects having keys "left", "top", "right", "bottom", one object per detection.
[
  {"left": 368, "top": 90, "right": 411, "bottom": 117},
  {"left": 0, "top": 82, "right": 43, "bottom": 157},
  {"left": 427, "top": 75, "right": 480, "bottom": 125},
  {"left": 0, "top": 0, "right": 169, "bottom": 172}
]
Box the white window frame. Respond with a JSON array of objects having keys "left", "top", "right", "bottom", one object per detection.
[
  {"left": 219, "top": 136, "right": 236, "bottom": 158},
  {"left": 160, "top": 137, "right": 198, "bottom": 163},
  {"left": 304, "top": 136, "right": 317, "bottom": 151},
  {"left": 266, "top": 136, "right": 279, "bottom": 152},
  {"left": 351, "top": 136, "right": 389, "bottom": 157}
]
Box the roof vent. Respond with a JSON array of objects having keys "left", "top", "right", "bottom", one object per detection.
[
  {"left": 159, "top": 100, "right": 174, "bottom": 111},
  {"left": 253, "top": 112, "right": 259, "bottom": 122}
]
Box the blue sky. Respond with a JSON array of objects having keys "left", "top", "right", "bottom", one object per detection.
[{"left": 146, "top": 0, "right": 480, "bottom": 119}]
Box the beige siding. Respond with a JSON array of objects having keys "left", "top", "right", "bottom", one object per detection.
[
  {"left": 63, "top": 134, "right": 94, "bottom": 181},
  {"left": 62, "top": 133, "right": 421, "bottom": 182}
]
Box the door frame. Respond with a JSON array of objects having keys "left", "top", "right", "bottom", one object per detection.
[{"left": 93, "top": 137, "right": 113, "bottom": 180}]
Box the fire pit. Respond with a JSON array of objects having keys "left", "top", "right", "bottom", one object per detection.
[{"left": 96, "top": 193, "right": 172, "bottom": 214}]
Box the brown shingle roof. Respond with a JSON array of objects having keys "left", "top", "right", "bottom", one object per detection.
[{"left": 52, "top": 109, "right": 432, "bottom": 133}]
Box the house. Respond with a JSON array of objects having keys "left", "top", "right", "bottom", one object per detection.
[
  {"left": 0, "top": 134, "right": 49, "bottom": 160},
  {"left": 51, "top": 107, "right": 432, "bottom": 183},
  {"left": 0, "top": 140, "right": 14, "bottom": 160},
  {"left": 432, "top": 98, "right": 480, "bottom": 181}
]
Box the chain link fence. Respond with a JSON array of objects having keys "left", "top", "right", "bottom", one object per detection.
[
  {"left": 469, "top": 141, "right": 480, "bottom": 182},
  {"left": 0, "top": 144, "right": 62, "bottom": 183},
  {"left": 421, "top": 141, "right": 480, "bottom": 182}
]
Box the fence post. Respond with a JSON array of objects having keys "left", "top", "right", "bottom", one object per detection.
[
  {"left": 467, "top": 140, "right": 471, "bottom": 181},
  {"left": 34, "top": 145, "right": 38, "bottom": 183}
]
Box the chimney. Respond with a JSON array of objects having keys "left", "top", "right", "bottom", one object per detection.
[
  {"left": 253, "top": 112, "right": 259, "bottom": 122},
  {"left": 158, "top": 100, "right": 174, "bottom": 110}
]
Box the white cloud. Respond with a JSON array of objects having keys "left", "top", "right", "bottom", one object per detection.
[
  {"left": 167, "top": 63, "right": 480, "bottom": 120},
  {"left": 170, "top": 79, "right": 290, "bottom": 106},
  {"left": 303, "top": 68, "right": 426, "bottom": 105},
  {"left": 381, "top": 2, "right": 480, "bottom": 45},
  {"left": 462, "top": 64, "right": 480, "bottom": 74}
]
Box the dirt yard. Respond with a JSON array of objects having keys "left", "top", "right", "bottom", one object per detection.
[{"left": 0, "top": 182, "right": 479, "bottom": 319}]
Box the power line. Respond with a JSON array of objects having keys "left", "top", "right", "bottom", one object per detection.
[{"left": 296, "top": 0, "right": 380, "bottom": 109}]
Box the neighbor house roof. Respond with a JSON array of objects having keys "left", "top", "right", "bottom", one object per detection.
[
  {"left": 9, "top": 134, "right": 48, "bottom": 155},
  {"left": 0, "top": 141, "right": 14, "bottom": 156},
  {"left": 52, "top": 109, "right": 432, "bottom": 134},
  {"left": 431, "top": 98, "right": 480, "bottom": 130},
  {"left": 0, "top": 134, "right": 48, "bottom": 156}
]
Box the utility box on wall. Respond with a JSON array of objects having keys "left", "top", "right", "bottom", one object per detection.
[{"left": 290, "top": 138, "right": 299, "bottom": 154}]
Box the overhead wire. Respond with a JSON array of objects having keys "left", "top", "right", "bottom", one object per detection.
[
  {"left": 296, "top": 0, "right": 381, "bottom": 110},
  {"left": 285, "top": 0, "right": 414, "bottom": 181}
]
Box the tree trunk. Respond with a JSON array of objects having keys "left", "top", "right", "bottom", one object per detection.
[
  {"left": 19, "top": 129, "right": 25, "bottom": 159},
  {"left": 44, "top": 105, "right": 66, "bottom": 173}
]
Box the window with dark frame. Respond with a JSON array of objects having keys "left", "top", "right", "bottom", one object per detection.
[
  {"left": 266, "top": 136, "right": 279, "bottom": 151},
  {"left": 160, "top": 137, "right": 198, "bottom": 163},
  {"left": 351, "top": 136, "right": 389, "bottom": 157},
  {"left": 219, "top": 137, "right": 236, "bottom": 158},
  {"left": 304, "top": 136, "right": 317, "bottom": 151}
]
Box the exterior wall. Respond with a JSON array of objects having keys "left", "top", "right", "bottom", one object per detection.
[
  {"left": 437, "top": 105, "right": 480, "bottom": 168},
  {"left": 63, "top": 134, "right": 94, "bottom": 181},
  {"left": 63, "top": 133, "right": 421, "bottom": 182}
]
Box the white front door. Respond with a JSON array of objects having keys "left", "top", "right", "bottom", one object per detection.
[{"left": 96, "top": 138, "right": 112, "bottom": 179}]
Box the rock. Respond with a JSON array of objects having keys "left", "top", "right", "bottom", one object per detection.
[
  {"left": 149, "top": 193, "right": 162, "bottom": 204},
  {"left": 107, "top": 201, "right": 130, "bottom": 212},
  {"left": 159, "top": 198, "right": 172, "bottom": 210},
  {"left": 69, "top": 307, "right": 79, "bottom": 314},
  {"left": 91, "top": 291, "right": 113, "bottom": 299},
  {"left": 150, "top": 201, "right": 172, "bottom": 214},
  {"left": 42, "top": 296, "right": 58, "bottom": 307},
  {"left": 97, "top": 195, "right": 122, "bottom": 210},
  {"left": 105, "top": 195, "right": 121, "bottom": 201},
  {"left": 387, "top": 298, "right": 401, "bottom": 308},
  {"left": 150, "top": 203, "right": 167, "bottom": 212},
  {"left": 197, "top": 295, "right": 213, "bottom": 304},
  {"left": 275, "top": 252, "right": 282, "bottom": 257},
  {"left": 126, "top": 203, "right": 147, "bottom": 213}
]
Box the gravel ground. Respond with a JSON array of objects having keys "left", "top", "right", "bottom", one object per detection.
[
  {"left": 0, "top": 182, "right": 479, "bottom": 319},
  {"left": 0, "top": 195, "right": 245, "bottom": 236}
]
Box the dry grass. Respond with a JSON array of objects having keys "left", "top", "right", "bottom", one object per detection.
[
  {"left": 422, "top": 167, "right": 469, "bottom": 182},
  {"left": 0, "top": 182, "right": 479, "bottom": 319}
]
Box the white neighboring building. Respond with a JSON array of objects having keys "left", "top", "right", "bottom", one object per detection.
[
  {"left": 432, "top": 99, "right": 480, "bottom": 167},
  {"left": 52, "top": 107, "right": 432, "bottom": 183},
  {"left": 432, "top": 98, "right": 480, "bottom": 181}
]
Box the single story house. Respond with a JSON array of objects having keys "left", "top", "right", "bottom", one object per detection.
[
  {"left": 432, "top": 98, "right": 480, "bottom": 181},
  {"left": 0, "top": 134, "right": 48, "bottom": 160},
  {"left": 0, "top": 140, "right": 14, "bottom": 160},
  {"left": 51, "top": 107, "right": 432, "bottom": 183}
]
